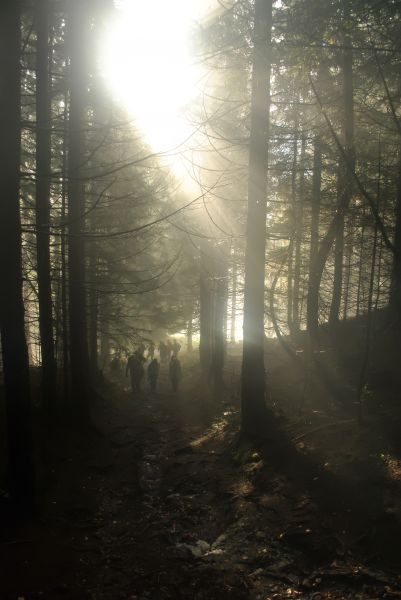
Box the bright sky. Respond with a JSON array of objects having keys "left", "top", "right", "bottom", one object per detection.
[{"left": 100, "top": 1, "right": 208, "bottom": 156}]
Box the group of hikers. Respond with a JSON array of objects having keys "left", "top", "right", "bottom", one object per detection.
[{"left": 124, "top": 339, "right": 182, "bottom": 395}]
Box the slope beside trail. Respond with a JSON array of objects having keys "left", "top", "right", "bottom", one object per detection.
[{"left": 1, "top": 352, "right": 401, "bottom": 599}]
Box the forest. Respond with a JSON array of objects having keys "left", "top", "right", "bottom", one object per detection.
[{"left": 1, "top": 0, "right": 401, "bottom": 598}]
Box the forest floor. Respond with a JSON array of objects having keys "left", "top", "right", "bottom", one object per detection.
[{"left": 2, "top": 343, "right": 401, "bottom": 599}]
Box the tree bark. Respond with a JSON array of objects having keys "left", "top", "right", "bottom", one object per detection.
[
  {"left": 186, "top": 307, "right": 193, "bottom": 353},
  {"left": 230, "top": 251, "right": 237, "bottom": 343},
  {"left": 329, "top": 15, "right": 354, "bottom": 326},
  {"left": 210, "top": 247, "right": 228, "bottom": 390},
  {"left": 61, "top": 99, "right": 70, "bottom": 402},
  {"left": 287, "top": 107, "right": 299, "bottom": 335},
  {"left": 371, "top": 139, "right": 382, "bottom": 313},
  {"left": 99, "top": 294, "right": 111, "bottom": 371},
  {"left": 293, "top": 132, "right": 306, "bottom": 332},
  {"left": 0, "top": 0, "right": 35, "bottom": 508},
  {"left": 329, "top": 173, "right": 345, "bottom": 325},
  {"left": 307, "top": 135, "right": 322, "bottom": 342},
  {"left": 88, "top": 252, "right": 98, "bottom": 378},
  {"left": 241, "top": 0, "right": 272, "bottom": 435},
  {"left": 342, "top": 215, "right": 353, "bottom": 320},
  {"left": 67, "top": 0, "right": 91, "bottom": 415},
  {"left": 356, "top": 166, "right": 381, "bottom": 421},
  {"left": 390, "top": 151, "right": 401, "bottom": 316},
  {"left": 356, "top": 208, "right": 366, "bottom": 317},
  {"left": 199, "top": 245, "right": 213, "bottom": 377},
  {"left": 35, "top": 0, "right": 57, "bottom": 410}
]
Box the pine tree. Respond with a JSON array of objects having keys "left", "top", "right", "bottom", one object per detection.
[
  {"left": 0, "top": 0, "right": 35, "bottom": 509},
  {"left": 241, "top": 0, "right": 272, "bottom": 435}
]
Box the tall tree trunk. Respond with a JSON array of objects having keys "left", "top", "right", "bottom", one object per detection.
[
  {"left": 372, "top": 139, "right": 382, "bottom": 312},
  {"left": 307, "top": 135, "right": 322, "bottom": 342},
  {"left": 87, "top": 86, "right": 108, "bottom": 381},
  {"left": 356, "top": 208, "right": 366, "bottom": 317},
  {"left": 88, "top": 252, "right": 98, "bottom": 378},
  {"left": 35, "top": 0, "right": 57, "bottom": 410},
  {"left": 329, "top": 186, "right": 345, "bottom": 325},
  {"left": 210, "top": 248, "right": 228, "bottom": 390},
  {"left": 199, "top": 245, "right": 213, "bottom": 377},
  {"left": 99, "top": 293, "right": 110, "bottom": 371},
  {"left": 356, "top": 168, "right": 381, "bottom": 421},
  {"left": 186, "top": 306, "right": 193, "bottom": 353},
  {"left": 329, "top": 15, "right": 354, "bottom": 326},
  {"left": 287, "top": 109, "right": 299, "bottom": 336},
  {"left": 342, "top": 215, "right": 353, "bottom": 320},
  {"left": 0, "top": 0, "right": 35, "bottom": 508},
  {"left": 230, "top": 251, "right": 237, "bottom": 343},
  {"left": 241, "top": 0, "right": 272, "bottom": 435},
  {"left": 375, "top": 192, "right": 385, "bottom": 311},
  {"left": 67, "top": 0, "right": 91, "bottom": 415},
  {"left": 390, "top": 151, "right": 401, "bottom": 316},
  {"left": 293, "top": 132, "right": 306, "bottom": 332},
  {"left": 61, "top": 109, "right": 70, "bottom": 402}
]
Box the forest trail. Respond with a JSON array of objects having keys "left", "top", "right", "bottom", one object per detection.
[{"left": 2, "top": 358, "right": 401, "bottom": 599}]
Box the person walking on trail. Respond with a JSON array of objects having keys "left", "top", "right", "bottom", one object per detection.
[
  {"left": 169, "top": 355, "right": 182, "bottom": 392},
  {"left": 147, "top": 358, "right": 160, "bottom": 392},
  {"left": 172, "top": 339, "right": 181, "bottom": 357},
  {"left": 126, "top": 350, "right": 145, "bottom": 393}
]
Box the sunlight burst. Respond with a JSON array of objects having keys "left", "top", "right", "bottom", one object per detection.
[{"left": 100, "top": 0, "right": 204, "bottom": 158}]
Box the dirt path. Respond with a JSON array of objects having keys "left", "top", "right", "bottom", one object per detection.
[{"left": 1, "top": 365, "right": 401, "bottom": 599}]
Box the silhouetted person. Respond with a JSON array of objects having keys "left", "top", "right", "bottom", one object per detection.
[
  {"left": 147, "top": 358, "right": 160, "bottom": 392},
  {"left": 126, "top": 350, "right": 145, "bottom": 393},
  {"left": 172, "top": 339, "right": 181, "bottom": 357},
  {"left": 169, "top": 356, "right": 182, "bottom": 392}
]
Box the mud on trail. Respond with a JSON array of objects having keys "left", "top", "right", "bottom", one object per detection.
[{"left": 1, "top": 361, "right": 401, "bottom": 599}]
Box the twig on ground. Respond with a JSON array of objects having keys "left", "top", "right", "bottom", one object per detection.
[{"left": 292, "top": 419, "right": 355, "bottom": 442}]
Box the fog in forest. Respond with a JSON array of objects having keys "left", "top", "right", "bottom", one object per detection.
[{"left": 1, "top": 0, "right": 401, "bottom": 598}]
